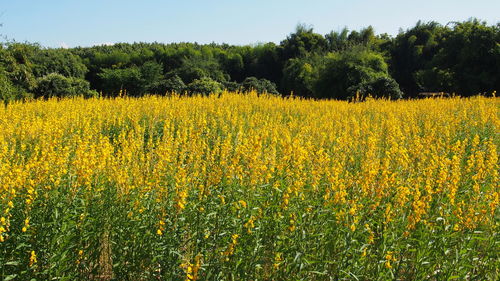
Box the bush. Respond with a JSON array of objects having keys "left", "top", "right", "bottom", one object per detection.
[
  {"left": 98, "top": 67, "right": 142, "bottom": 96},
  {"left": 186, "top": 77, "right": 222, "bottom": 95},
  {"left": 222, "top": 81, "right": 240, "bottom": 92},
  {"left": 151, "top": 74, "right": 186, "bottom": 95},
  {"left": 348, "top": 76, "right": 403, "bottom": 99},
  {"left": 240, "top": 77, "right": 279, "bottom": 95},
  {"left": 315, "top": 48, "right": 393, "bottom": 99},
  {"left": 35, "top": 73, "right": 97, "bottom": 98}
]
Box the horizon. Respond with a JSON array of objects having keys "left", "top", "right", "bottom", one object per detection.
[{"left": 1, "top": 0, "right": 499, "bottom": 48}]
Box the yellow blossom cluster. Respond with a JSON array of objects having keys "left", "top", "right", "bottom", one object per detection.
[{"left": 0, "top": 92, "right": 498, "bottom": 280}]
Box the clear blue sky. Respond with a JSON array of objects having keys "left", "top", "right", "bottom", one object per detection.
[{"left": 1, "top": 0, "right": 498, "bottom": 48}]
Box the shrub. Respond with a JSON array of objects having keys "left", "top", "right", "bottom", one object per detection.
[
  {"left": 348, "top": 76, "right": 403, "bottom": 99},
  {"left": 147, "top": 74, "right": 186, "bottom": 95},
  {"left": 315, "top": 48, "right": 396, "bottom": 99},
  {"left": 222, "top": 81, "right": 240, "bottom": 92},
  {"left": 240, "top": 77, "right": 279, "bottom": 95},
  {"left": 35, "top": 73, "right": 97, "bottom": 98},
  {"left": 186, "top": 77, "right": 222, "bottom": 95}
]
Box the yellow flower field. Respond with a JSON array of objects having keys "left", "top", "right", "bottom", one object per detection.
[{"left": 0, "top": 93, "right": 498, "bottom": 280}]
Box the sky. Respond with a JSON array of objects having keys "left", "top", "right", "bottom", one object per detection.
[{"left": 0, "top": 0, "right": 499, "bottom": 48}]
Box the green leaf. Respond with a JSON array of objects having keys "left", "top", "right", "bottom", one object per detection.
[{"left": 4, "top": 274, "right": 18, "bottom": 281}]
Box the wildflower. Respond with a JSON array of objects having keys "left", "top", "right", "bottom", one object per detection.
[
  {"left": 273, "top": 252, "right": 283, "bottom": 269},
  {"left": 361, "top": 247, "right": 367, "bottom": 257},
  {"left": 179, "top": 254, "right": 202, "bottom": 281},
  {"left": 244, "top": 216, "right": 256, "bottom": 233},
  {"left": 385, "top": 251, "right": 397, "bottom": 269},
  {"left": 289, "top": 214, "right": 297, "bottom": 232},
  {"left": 0, "top": 226, "right": 5, "bottom": 242},
  {"left": 223, "top": 234, "right": 239, "bottom": 257},
  {"left": 29, "top": 251, "right": 37, "bottom": 267},
  {"left": 238, "top": 200, "right": 247, "bottom": 208}
]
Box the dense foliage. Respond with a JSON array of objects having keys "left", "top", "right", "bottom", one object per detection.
[
  {"left": 0, "top": 93, "right": 498, "bottom": 280},
  {"left": 0, "top": 19, "right": 498, "bottom": 101}
]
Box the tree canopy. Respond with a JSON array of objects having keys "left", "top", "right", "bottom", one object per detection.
[{"left": 0, "top": 19, "right": 498, "bottom": 102}]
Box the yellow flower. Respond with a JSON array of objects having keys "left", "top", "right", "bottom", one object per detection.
[
  {"left": 244, "top": 216, "right": 256, "bottom": 233},
  {"left": 238, "top": 200, "right": 247, "bottom": 208},
  {"left": 29, "top": 250, "right": 37, "bottom": 267},
  {"left": 231, "top": 234, "right": 239, "bottom": 242},
  {"left": 273, "top": 252, "right": 283, "bottom": 269}
]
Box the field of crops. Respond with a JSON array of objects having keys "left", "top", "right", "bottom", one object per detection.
[{"left": 0, "top": 93, "right": 498, "bottom": 280}]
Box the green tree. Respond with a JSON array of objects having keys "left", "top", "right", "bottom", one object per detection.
[
  {"left": 0, "top": 43, "right": 38, "bottom": 93},
  {"left": 246, "top": 43, "right": 284, "bottom": 84},
  {"left": 0, "top": 68, "right": 32, "bottom": 102},
  {"left": 98, "top": 67, "right": 142, "bottom": 96},
  {"left": 140, "top": 61, "right": 164, "bottom": 93},
  {"left": 222, "top": 81, "right": 240, "bottom": 92},
  {"left": 325, "top": 27, "right": 351, "bottom": 51},
  {"left": 424, "top": 19, "right": 499, "bottom": 95},
  {"left": 32, "top": 49, "right": 88, "bottom": 78},
  {"left": 282, "top": 56, "right": 324, "bottom": 97},
  {"left": 92, "top": 50, "right": 131, "bottom": 69},
  {"left": 240, "top": 77, "right": 279, "bottom": 95},
  {"left": 148, "top": 74, "right": 186, "bottom": 95},
  {"left": 315, "top": 48, "right": 400, "bottom": 99},
  {"left": 186, "top": 77, "right": 222, "bottom": 95},
  {"left": 349, "top": 76, "right": 403, "bottom": 99},
  {"left": 281, "top": 24, "right": 328, "bottom": 59},
  {"left": 35, "top": 73, "right": 97, "bottom": 98},
  {"left": 389, "top": 21, "right": 446, "bottom": 97},
  {"left": 220, "top": 52, "right": 245, "bottom": 81}
]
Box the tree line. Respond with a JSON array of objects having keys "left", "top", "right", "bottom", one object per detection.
[{"left": 0, "top": 19, "right": 498, "bottom": 102}]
